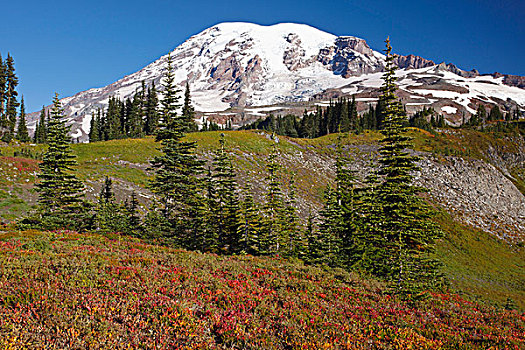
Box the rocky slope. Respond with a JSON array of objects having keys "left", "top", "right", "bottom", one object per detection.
[{"left": 27, "top": 22, "right": 525, "bottom": 142}]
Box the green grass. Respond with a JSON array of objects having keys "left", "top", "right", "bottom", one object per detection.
[{"left": 436, "top": 210, "right": 525, "bottom": 310}]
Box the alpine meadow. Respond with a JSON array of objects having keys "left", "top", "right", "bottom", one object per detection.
[{"left": 1, "top": 4, "right": 524, "bottom": 349}]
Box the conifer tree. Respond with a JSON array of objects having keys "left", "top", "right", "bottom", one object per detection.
[
  {"left": 144, "top": 83, "right": 159, "bottom": 135},
  {"left": 237, "top": 184, "right": 262, "bottom": 255},
  {"left": 308, "top": 186, "right": 343, "bottom": 266},
  {"left": 3, "top": 54, "right": 19, "bottom": 141},
  {"left": 34, "top": 107, "right": 47, "bottom": 143},
  {"left": 181, "top": 82, "right": 197, "bottom": 132},
  {"left": 210, "top": 133, "right": 241, "bottom": 253},
  {"left": 371, "top": 38, "right": 443, "bottom": 294},
  {"left": 260, "top": 142, "right": 286, "bottom": 255},
  {"left": 0, "top": 54, "right": 6, "bottom": 130},
  {"left": 34, "top": 93, "right": 89, "bottom": 230},
  {"left": 88, "top": 111, "right": 100, "bottom": 142},
  {"left": 282, "top": 172, "right": 303, "bottom": 258},
  {"left": 16, "top": 96, "right": 30, "bottom": 142},
  {"left": 156, "top": 54, "right": 183, "bottom": 141},
  {"left": 148, "top": 53, "right": 205, "bottom": 248},
  {"left": 125, "top": 191, "right": 142, "bottom": 236}
]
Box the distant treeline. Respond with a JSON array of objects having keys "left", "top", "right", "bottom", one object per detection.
[{"left": 242, "top": 97, "right": 523, "bottom": 138}]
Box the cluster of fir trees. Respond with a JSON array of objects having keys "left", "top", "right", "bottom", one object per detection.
[
  {"left": 143, "top": 54, "right": 303, "bottom": 256},
  {"left": 88, "top": 81, "right": 196, "bottom": 142},
  {"left": 243, "top": 97, "right": 447, "bottom": 139},
  {"left": 26, "top": 44, "right": 444, "bottom": 294},
  {"left": 0, "top": 53, "right": 30, "bottom": 143},
  {"left": 308, "top": 39, "right": 444, "bottom": 295}
]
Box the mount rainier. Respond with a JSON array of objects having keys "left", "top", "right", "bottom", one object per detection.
[{"left": 28, "top": 22, "right": 525, "bottom": 141}]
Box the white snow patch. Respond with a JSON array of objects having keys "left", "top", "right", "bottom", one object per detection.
[{"left": 441, "top": 106, "right": 458, "bottom": 114}]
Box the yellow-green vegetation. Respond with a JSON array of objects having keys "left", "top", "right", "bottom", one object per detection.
[{"left": 435, "top": 210, "right": 525, "bottom": 310}]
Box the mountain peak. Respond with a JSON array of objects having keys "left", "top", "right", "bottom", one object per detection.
[{"left": 27, "top": 22, "right": 525, "bottom": 142}]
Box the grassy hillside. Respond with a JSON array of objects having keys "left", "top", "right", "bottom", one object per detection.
[
  {"left": 0, "top": 229, "right": 523, "bottom": 349},
  {"left": 0, "top": 129, "right": 523, "bottom": 311}
]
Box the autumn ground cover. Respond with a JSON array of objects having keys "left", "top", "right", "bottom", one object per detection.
[{"left": 0, "top": 230, "right": 523, "bottom": 349}]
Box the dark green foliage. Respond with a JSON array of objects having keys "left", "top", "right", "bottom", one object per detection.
[
  {"left": 209, "top": 134, "right": 241, "bottom": 253},
  {"left": 282, "top": 173, "right": 304, "bottom": 258},
  {"left": 489, "top": 105, "right": 503, "bottom": 121},
  {"left": 15, "top": 96, "right": 30, "bottom": 142},
  {"left": 34, "top": 107, "right": 48, "bottom": 144},
  {"left": 259, "top": 143, "right": 287, "bottom": 255},
  {"left": 144, "top": 83, "right": 159, "bottom": 135},
  {"left": 237, "top": 185, "right": 262, "bottom": 255},
  {"left": 148, "top": 54, "right": 206, "bottom": 248},
  {"left": 308, "top": 186, "right": 343, "bottom": 266},
  {"left": 0, "top": 53, "right": 19, "bottom": 142},
  {"left": 156, "top": 54, "right": 183, "bottom": 141},
  {"left": 94, "top": 177, "right": 127, "bottom": 233},
  {"left": 181, "top": 82, "right": 197, "bottom": 132},
  {"left": 88, "top": 110, "right": 100, "bottom": 142},
  {"left": 365, "top": 39, "right": 444, "bottom": 294},
  {"left": 32, "top": 94, "right": 90, "bottom": 230}
]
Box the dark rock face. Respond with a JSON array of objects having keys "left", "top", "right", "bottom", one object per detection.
[
  {"left": 493, "top": 72, "right": 525, "bottom": 89},
  {"left": 316, "top": 37, "right": 384, "bottom": 77},
  {"left": 394, "top": 54, "right": 435, "bottom": 69}
]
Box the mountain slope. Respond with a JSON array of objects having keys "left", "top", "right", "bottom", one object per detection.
[
  {"left": 1, "top": 229, "right": 523, "bottom": 349},
  {"left": 27, "top": 22, "right": 525, "bottom": 141}
]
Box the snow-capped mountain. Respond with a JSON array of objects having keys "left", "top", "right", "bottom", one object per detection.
[{"left": 28, "top": 22, "right": 525, "bottom": 141}]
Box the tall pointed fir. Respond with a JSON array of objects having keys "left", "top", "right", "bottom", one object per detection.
[
  {"left": 33, "top": 93, "right": 89, "bottom": 230},
  {"left": 156, "top": 54, "right": 183, "bottom": 141},
  {"left": 89, "top": 110, "right": 100, "bottom": 142},
  {"left": 94, "top": 176, "right": 127, "bottom": 233},
  {"left": 2, "top": 54, "right": 19, "bottom": 142},
  {"left": 282, "top": 172, "right": 304, "bottom": 258},
  {"left": 260, "top": 142, "right": 287, "bottom": 255},
  {"left": 144, "top": 83, "right": 159, "bottom": 135},
  {"left": 16, "top": 96, "right": 30, "bottom": 142},
  {"left": 181, "top": 82, "right": 197, "bottom": 132},
  {"left": 148, "top": 53, "right": 205, "bottom": 248},
  {"left": 210, "top": 133, "right": 240, "bottom": 253},
  {"left": 308, "top": 186, "right": 343, "bottom": 266},
  {"left": 34, "top": 107, "right": 47, "bottom": 143},
  {"left": 237, "top": 184, "right": 262, "bottom": 255},
  {"left": 0, "top": 54, "right": 6, "bottom": 133},
  {"left": 372, "top": 38, "right": 443, "bottom": 294}
]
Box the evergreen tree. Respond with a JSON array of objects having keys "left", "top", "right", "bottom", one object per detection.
[
  {"left": 0, "top": 54, "right": 6, "bottom": 131},
  {"left": 156, "top": 54, "right": 183, "bottom": 141},
  {"left": 2, "top": 54, "right": 18, "bottom": 142},
  {"left": 181, "top": 82, "right": 197, "bottom": 132},
  {"left": 237, "top": 184, "right": 262, "bottom": 255},
  {"left": 88, "top": 110, "right": 100, "bottom": 142},
  {"left": 260, "top": 142, "right": 286, "bottom": 255},
  {"left": 33, "top": 93, "right": 89, "bottom": 230},
  {"left": 282, "top": 172, "right": 303, "bottom": 258},
  {"left": 34, "top": 107, "right": 48, "bottom": 144},
  {"left": 148, "top": 54, "right": 205, "bottom": 248},
  {"left": 16, "top": 96, "right": 30, "bottom": 142},
  {"left": 210, "top": 133, "right": 241, "bottom": 253},
  {"left": 489, "top": 105, "right": 503, "bottom": 121},
  {"left": 144, "top": 83, "right": 159, "bottom": 135},
  {"left": 308, "top": 186, "right": 343, "bottom": 266},
  {"left": 371, "top": 38, "right": 443, "bottom": 294},
  {"left": 125, "top": 191, "right": 142, "bottom": 236},
  {"left": 94, "top": 177, "right": 127, "bottom": 233}
]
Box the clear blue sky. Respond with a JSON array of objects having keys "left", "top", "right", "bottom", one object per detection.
[{"left": 1, "top": 0, "right": 523, "bottom": 112}]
